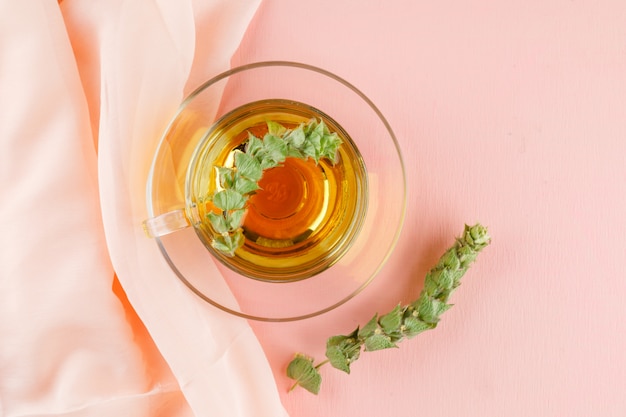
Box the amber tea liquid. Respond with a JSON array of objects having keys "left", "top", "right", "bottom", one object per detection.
[{"left": 187, "top": 100, "right": 368, "bottom": 282}]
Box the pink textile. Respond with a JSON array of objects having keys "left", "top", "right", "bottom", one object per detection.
[{"left": 0, "top": 1, "right": 287, "bottom": 416}]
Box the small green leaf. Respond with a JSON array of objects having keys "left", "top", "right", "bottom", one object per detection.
[
  {"left": 307, "top": 132, "right": 322, "bottom": 160},
  {"left": 284, "top": 126, "right": 306, "bottom": 148},
  {"left": 414, "top": 296, "right": 436, "bottom": 323},
  {"left": 423, "top": 273, "right": 440, "bottom": 296},
  {"left": 320, "top": 132, "right": 334, "bottom": 149},
  {"left": 267, "top": 120, "right": 287, "bottom": 137},
  {"left": 457, "top": 244, "right": 479, "bottom": 269},
  {"left": 207, "top": 212, "right": 228, "bottom": 234},
  {"left": 260, "top": 158, "right": 280, "bottom": 170},
  {"left": 325, "top": 330, "right": 361, "bottom": 373},
  {"left": 232, "top": 174, "right": 260, "bottom": 195},
  {"left": 326, "top": 331, "right": 359, "bottom": 352},
  {"left": 325, "top": 345, "right": 351, "bottom": 374},
  {"left": 320, "top": 133, "right": 341, "bottom": 163},
  {"left": 439, "top": 248, "right": 461, "bottom": 271},
  {"left": 230, "top": 228, "right": 244, "bottom": 249},
  {"left": 226, "top": 208, "right": 246, "bottom": 230},
  {"left": 212, "top": 236, "right": 232, "bottom": 254},
  {"left": 379, "top": 304, "right": 404, "bottom": 334},
  {"left": 312, "top": 119, "right": 326, "bottom": 136},
  {"left": 326, "top": 334, "right": 350, "bottom": 349},
  {"left": 429, "top": 269, "right": 455, "bottom": 291},
  {"left": 286, "top": 146, "right": 305, "bottom": 159},
  {"left": 263, "top": 134, "right": 288, "bottom": 163},
  {"left": 246, "top": 133, "right": 264, "bottom": 158},
  {"left": 416, "top": 296, "right": 452, "bottom": 324},
  {"left": 301, "top": 140, "right": 318, "bottom": 161},
  {"left": 402, "top": 316, "right": 434, "bottom": 339},
  {"left": 212, "top": 189, "right": 246, "bottom": 211},
  {"left": 358, "top": 313, "right": 379, "bottom": 339},
  {"left": 211, "top": 228, "right": 244, "bottom": 256},
  {"left": 435, "top": 300, "right": 453, "bottom": 316},
  {"left": 286, "top": 355, "right": 322, "bottom": 395},
  {"left": 439, "top": 288, "right": 456, "bottom": 303},
  {"left": 234, "top": 152, "right": 262, "bottom": 181},
  {"left": 217, "top": 167, "right": 235, "bottom": 189},
  {"left": 364, "top": 334, "right": 397, "bottom": 351},
  {"left": 465, "top": 223, "right": 491, "bottom": 249},
  {"left": 302, "top": 119, "right": 314, "bottom": 134}
]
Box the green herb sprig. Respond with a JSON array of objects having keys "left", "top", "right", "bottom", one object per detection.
[
  {"left": 208, "top": 119, "right": 342, "bottom": 256},
  {"left": 286, "top": 223, "right": 491, "bottom": 394}
]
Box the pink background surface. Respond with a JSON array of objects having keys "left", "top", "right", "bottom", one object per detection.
[{"left": 234, "top": 1, "right": 626, "bottom": 416}]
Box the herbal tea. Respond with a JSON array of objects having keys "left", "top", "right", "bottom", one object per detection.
[{"left": 187, "top": 99, "right": 368, "bottom": 281}]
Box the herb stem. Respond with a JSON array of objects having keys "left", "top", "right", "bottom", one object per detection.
[
  {"left": 314, "top": 359, "right": 330, "bottom": 369},
  {"left": 285, "top": 223, "right": 491, "bottom": 394}
]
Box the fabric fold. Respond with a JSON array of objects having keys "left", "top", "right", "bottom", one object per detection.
[
  {"left": 2, "top": 0, "right": 287, "bottom": 416},
  {"left": 1, "top": 2, "right": 190, "bottom": 416}
]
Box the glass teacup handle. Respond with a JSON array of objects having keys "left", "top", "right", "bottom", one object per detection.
[{"left": 142, "top": 209, "right": 191, "bottom": 238}]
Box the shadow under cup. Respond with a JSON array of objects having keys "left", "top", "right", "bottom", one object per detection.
[{"left": 144, "top": 62, "right": 405, "bottom": 321}]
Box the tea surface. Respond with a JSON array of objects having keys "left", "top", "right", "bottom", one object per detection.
[{"left": 188, "top": 100, "right": 368, "bottom": 281}]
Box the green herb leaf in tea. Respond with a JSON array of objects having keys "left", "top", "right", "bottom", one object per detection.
[
  {"left": 212, "top": 189, "right": 246, "bottom": 211},
  {"left": 234, "top": 152, "right": 263, "bottom": 182},
  {"left": 207, "top": 119, "right": 343, "bottom": 257}
]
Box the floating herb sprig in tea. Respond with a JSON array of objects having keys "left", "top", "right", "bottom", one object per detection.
[
  {"left": 207, "top": 119, "right": 342, "bottom": 256},
  {"left": 286, "top": 223, "right": 491, "bottom": 394}
]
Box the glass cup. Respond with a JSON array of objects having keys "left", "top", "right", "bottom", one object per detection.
[
  {"left": 143, "top": 62, "right": 405, "bottom": 321},
  {"left": 144, "top": 99, "right": 368, "bottom": 282}
]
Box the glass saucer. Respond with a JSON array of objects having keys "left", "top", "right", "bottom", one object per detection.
[{"left": 145, "top": 61, "right": 405, "bottom": 321}]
